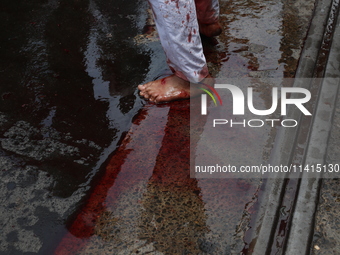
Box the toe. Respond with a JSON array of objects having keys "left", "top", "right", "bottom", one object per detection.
[
  {"left": 138, "top": 84, "right": 145, "bottom": 91},
  {"left": 149, "top": 94, "right": 159, "bottom": 102},
  {"left": 153, "top": 95, "right": 161, "bottom": 103},
  {"left": 155, "top": 95, "right": 165, "bottom": 103},
  {"left": 145, "top": 86, "right": 153, "bottom": 94}
]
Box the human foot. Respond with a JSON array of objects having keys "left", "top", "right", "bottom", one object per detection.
[
  {"left": 199, "top": 22, "right": 222, "bottom": 37},
  {"left": 138, "top": 75, "right": 202, "bottom": 103}
]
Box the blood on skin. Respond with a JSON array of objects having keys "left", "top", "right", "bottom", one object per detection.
[{"left": 179, "top": 90, "right": 190, "bottom": 98}]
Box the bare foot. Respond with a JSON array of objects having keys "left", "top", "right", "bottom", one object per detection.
[
  {"left": 199, "top": 22, "right": 222, "bottom": 37},
  {"left": 138, "top": 75, "right": 202, "bottom": 103},
  {"left": 138, "top": 74, "right": 215, "bottom": 103}
]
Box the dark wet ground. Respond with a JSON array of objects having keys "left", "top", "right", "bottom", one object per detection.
[{"left": 0, "top": 0, "right": 320, "bottom": 254}]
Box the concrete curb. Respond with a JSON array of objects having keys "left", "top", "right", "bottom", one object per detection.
[
  {"left": 251, "top": 0, "right": 338, "bottom": 253},
  {"left": 285, "top": 3, "right": 340, "bottom": 254}
]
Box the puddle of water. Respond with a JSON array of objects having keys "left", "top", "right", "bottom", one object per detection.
[{"left": 0, "top": 0, "right": 155, "bottom": 194}]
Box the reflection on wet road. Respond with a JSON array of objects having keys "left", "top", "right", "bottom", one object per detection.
[
  {"left": 0, "top": 0, "right": 315, "bottom": 254},
  {"left": 55, "top": 101, "right": 261, "bottom": 254}
]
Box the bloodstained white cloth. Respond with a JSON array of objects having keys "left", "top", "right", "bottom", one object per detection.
[{"left": 148, "top": 0, "right": 219, "bottom": 83}]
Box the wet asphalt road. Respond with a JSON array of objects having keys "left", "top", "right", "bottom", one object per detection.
[
  {"left": 0, "top": 0, "right": 327, "bottom": 254},
  {"left": 0, "top": 0, "right": 156, "bottom": 253}
]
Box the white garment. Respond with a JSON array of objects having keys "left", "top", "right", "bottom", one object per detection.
[{"left": 148, "top": 0, "right": 219, "bottom": 83}]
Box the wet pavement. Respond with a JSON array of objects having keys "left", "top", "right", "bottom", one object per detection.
[{"left": 0, "top": 0, "right": 339, "bottom": 254}]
